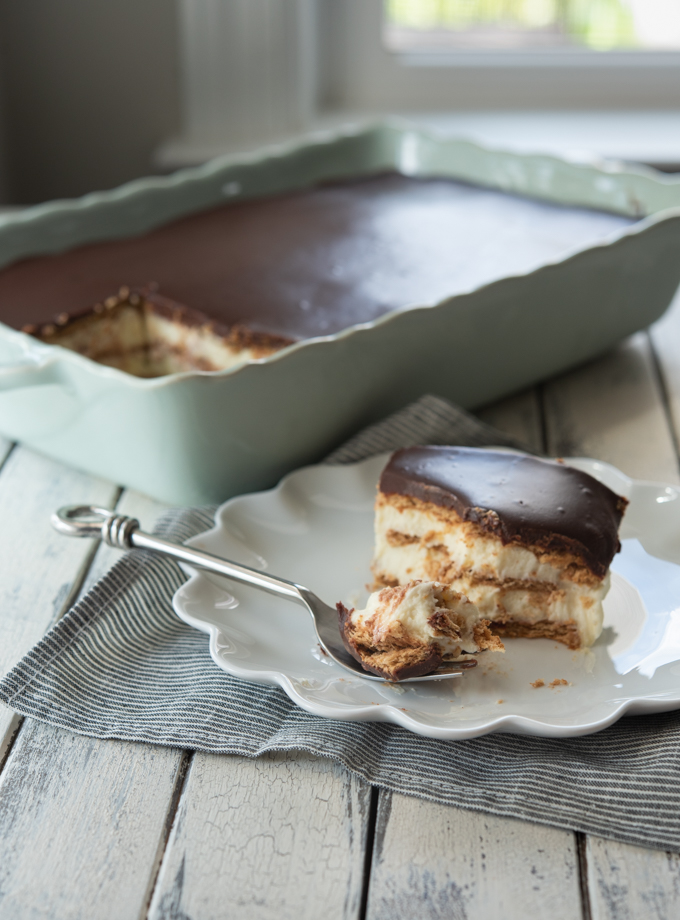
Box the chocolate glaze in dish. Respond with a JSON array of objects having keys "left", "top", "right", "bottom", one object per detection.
[
  {"left": 380, "top": 446, "right": 628, "bottom": 578},
  {"left": 0, "top": 173, "right": 632, "bottom": 338}
]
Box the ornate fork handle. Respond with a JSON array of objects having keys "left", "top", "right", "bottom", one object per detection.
[{"left": 51, "top": 505, "right": 304, "bottom": 604}]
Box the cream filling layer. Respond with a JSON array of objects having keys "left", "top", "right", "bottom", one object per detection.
[
  {"left": 373, "top": 502, "right": 607, "bottom": 647},
  {"left": 350, "top": 581, "right": 491, "bottom": 658},
  {"left": 42, "top": 302, "right": 266, "bottom": 376},
  {"left": 145, "top": 313, "right": 261, "bottom": 373}
]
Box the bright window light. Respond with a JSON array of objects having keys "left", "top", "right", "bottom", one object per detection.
[{"left": 385, "top": 0, "right": 680, "bottom": 52}]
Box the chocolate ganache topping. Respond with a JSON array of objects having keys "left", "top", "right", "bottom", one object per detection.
[
  {"left": 0, "top": 173, "right": 631, "bottom": 338},
  {"left": 380, "top": 446, "right": 628, "bottom": 577}
]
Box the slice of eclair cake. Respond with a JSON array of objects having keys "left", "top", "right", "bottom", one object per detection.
[
  {"left": 337, "top": 580, "right": 504, "bottom": 681},
  {"left": 372, "top": 446, "right": 627, "bottom": 649}
]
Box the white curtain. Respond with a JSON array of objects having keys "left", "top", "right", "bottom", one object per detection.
[{"left": 177, "top": 0, "right": 316, "bottom": 147}]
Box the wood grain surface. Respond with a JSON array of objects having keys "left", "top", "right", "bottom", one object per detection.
[
  {"left": 366, "top": 792, "right": 582, "bottom": 920},
  {"left": 587, "top": 835, "right": 680, "bottom": 920},
  {"left": 0, "top": 720, "right": 187, "bottom": 920},
  {"left": 544, "top": 332, "right": 679, "bottom": 484},
  {"left": 148, "top": 751, "right": 372, "bottom": 920},
  {"left": 0, "top": 480, "right": 190, "bottom": 920},
  {"left": 477, "top": 388, "right": 543, "bottom": 453},
  {"left": 649, "top": 289, "right": 680, "bottom": 459},
  {"left": 0, "top": 447, "right": 117, "bottom": 759}
]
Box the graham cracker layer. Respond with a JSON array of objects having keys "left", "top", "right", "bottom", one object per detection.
[{"left": 26, "top": 287, "right": 292, "bottom": 377}]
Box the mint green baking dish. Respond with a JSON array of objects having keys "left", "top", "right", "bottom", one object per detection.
[{"left": 1, "top": 122, "right": 680, "bottom": 505}]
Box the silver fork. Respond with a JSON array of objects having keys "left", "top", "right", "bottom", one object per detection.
[{"left": 51, "top": 504, "right": 477, "bottom": 683}]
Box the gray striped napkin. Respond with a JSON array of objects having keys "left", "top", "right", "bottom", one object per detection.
[{"left": 2, "top": 394, "right": 680, "bottom": 853}]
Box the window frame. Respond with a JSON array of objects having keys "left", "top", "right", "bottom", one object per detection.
[{"left": 319, "top": 0, "right": 680, "bottom": 112}]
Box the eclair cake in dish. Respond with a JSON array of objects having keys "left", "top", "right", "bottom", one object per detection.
[
  {"left": 372, "top": 446, "right": 628, "bottom": 650},
  {"left": 0, "top": 173, "right": 632, "bottom": 377}
]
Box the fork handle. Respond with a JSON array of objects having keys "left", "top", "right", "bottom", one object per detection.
[{"left": 51, "top": 505, "right": 305, "bottom": 605}]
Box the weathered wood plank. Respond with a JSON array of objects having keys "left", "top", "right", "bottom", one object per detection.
[
  {"left": 587, "top": 836, "right": 680, "bottom": 920},
  {"left": 148, "top": 750, "right": 371, "bottom": 920},
  {"left": 650, "top": 288, "right": 680, "bottom": 460},
  {"left": 366, "top": 792, "right": 582, "bottom": 920},
  {"left": 0, "top": 719, "right": 187, "bottom": 920},
  {"left": 543, "top": 332, "right": 679, "bottom": 484},
  {"left": 0, "top": 488, "right": 190, "bottom": 920},
  {"left": 543, "top": 331, "right": 680, "bottom": 916},
  {"left": 477, "top": 388, "right": 544, "bottom": 454},
  {"left": 0, "top": 446, "right": 118, "bottom": 759}
]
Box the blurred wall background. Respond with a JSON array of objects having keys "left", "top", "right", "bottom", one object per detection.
[
  {"left": 0, "top": 0, "right": 678, "bottom": 205},
  {"left": 0, "top": 0, "right": 180, "bottom": 204}
]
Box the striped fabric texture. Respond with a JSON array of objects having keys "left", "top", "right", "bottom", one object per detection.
[{"left": 2, "top": 394, "right": 680, "bottom": 852}]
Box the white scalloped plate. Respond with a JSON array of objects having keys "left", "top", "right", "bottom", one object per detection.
[{"left": 173, "top": 453, "right": 680, "bottom": 739}]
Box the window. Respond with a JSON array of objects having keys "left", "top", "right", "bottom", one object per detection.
[
  {"left": 318, "top": 0, "right": 680, "bottom": 114},
  {"left": 159, "top": 0, "right": 680, "bottom": 170},
  {"left": 385, "top": 0, "right": 680, "bottom": 53}
]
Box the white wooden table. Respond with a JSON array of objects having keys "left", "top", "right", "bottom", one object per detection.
[{"left": 2, "top": 294, "right": 680, "bottom": 919}]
